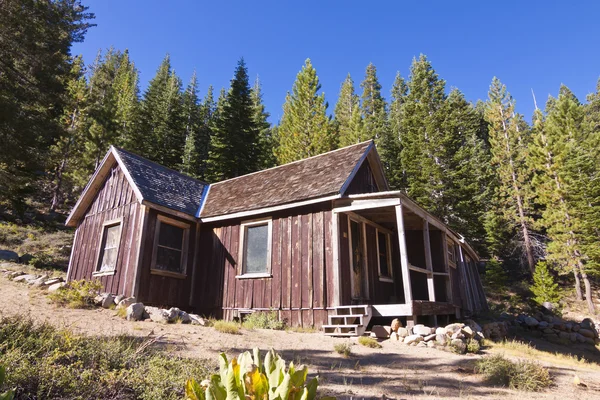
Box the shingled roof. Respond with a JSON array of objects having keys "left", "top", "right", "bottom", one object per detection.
[
  {"left": 200, "top": 141, "right": 375, "bottom": 218},
  {"left": 113, "top": 147, "right": 209, "bottom": 216}
]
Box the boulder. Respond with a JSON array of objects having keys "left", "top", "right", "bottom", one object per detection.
[
  {"left": 397, "top": 327, "right": 409, "bottom": 338},
  {"left": 581, "top": 318, "right": 595, "bottom": 331},
  {"left": 424, "top": 333, "right": 436, "bottom": 342},
  {"left": 558, "top": 331, "right": 570, "bottom": 340},
  {"left": 390, "top": 318, "right": 402, "bottom": 332},
  {"left": 404, "top": 334, "right": 423, "bottom": 345},
  {"left": 569, "top": 333, "right": 578, "bottom": 342},
  {"left": 126, "top": 303, "right": 146, "bottom": 321},
  {"left": 565, "top": 323, "right": 573, "bottom": 331},
  {"left": 451, "top": 331, "right": 465, "bottom": 340},
  {"left": 435, "top": 327, "right": 447, "bottom": 336},
  {"left": 542, "top": 315, "right": 553, "bottom": 323},
  {"left": 575, "top": 333, "right": 586, "bottom": 343},
  {"left": 464, "top": 319, "right": 482, "bottom": 333},
  {"left": 524, "top": 316, "right": 539, "bottom": 327},
  {"left": 189, "top": 314, "right": 206, "bottom": 326},
  {"left": 13, "top": 274, "right": 36, "bottom": 282},
  {"left": 461, "top": 326, "right": 474, "bottom": 338},
  {"left": 450, "top": 339, "right": 466, "bottom": 354},
  {"left": 94, "top": 293, "right": 115, "bottom": 308},
  {"left": 412, "top": 324, "right": 433, "bottom": 336},
  {"left": 116, "top": 297, "right": 137, "bottom": 309},
  {"left": 178, "top": 310, "right": 192, "bottom": 324},
  {"left": 544, "top": 328, "right": 555, "bottom": 335},
  {"left": 538, "top": 321, "right": 549, "bottom": 329},
  {"left": 435, "top": 334, "right": 448, "bottom": 346},
  {"left": 578, "top": 328, "right": 596, "bottom": 339},
  {"left": 572, "top": 324, "right": 580, "bottom": 332},
  {"left": 542, "top": 302, "right": 554, "bottom": 312},
  {"left": 370, "top": 325, "right": 391, "bottom": 339},
  {"left": 445, "top": 323, "right": 463, "bottom": 335},
  {"left": 165, "top": 307, "right": 180, "bottom": 322},
  {"left": 416, "top": 341, "right": 427, "bottom": 348},
  {"left": 43, "top": 278, "right": 62, "bottom": 286},
  {"left": 389, "top": 332, "right": 400, "bottom": 341},
  {"left": 145, "top": 306, "right": 170, "bottom": 323},
  {"left": 29, "top": 275, "right": 49, "bottom": 287},
  {"left": 0, "top": 250, "right": 18, "bottom": 262},
  {"left": 7, "top": 271, "right": 23, "bottom": 278},
  {"left": 113, "top": 294, "right": 124, "bottom": 305},
  {"left": 48, "top": 282, "right": 66, "bottom": 292}
]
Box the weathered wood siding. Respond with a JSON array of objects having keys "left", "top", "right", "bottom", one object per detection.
[
  {"left": 345, "top": 162, "right": 379, "bottom": 195},
  {"left": 136, "top": 209, "right": 198, "bottom": 308},
  {"left": 67, "top": 165, "right": 141, "bottom": 297},
  {"left": 195, "top": 204, "right": 336, "bottom": 327}
]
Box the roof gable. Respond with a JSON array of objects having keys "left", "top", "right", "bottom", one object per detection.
[
  {"left": 66, "top": 147, "right": 209, "bottom": 226},
  {"left": 200, "top": 141, "right": 386, "bottom": 219}
]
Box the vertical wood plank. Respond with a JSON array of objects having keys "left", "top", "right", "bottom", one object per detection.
[
  {"left": 395, "top": 204, "right": 413, "bottom": 305},
  {"left": 312, "top": 212, "right": 323, "bottom": 309}
]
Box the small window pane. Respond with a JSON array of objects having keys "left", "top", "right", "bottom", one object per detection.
[
  {"left": 158, "top": 223, "right": 184, "bottom": 250},
  {"left": 245, "top": 224, "right": 268, "bottom": 274},
  {"left": 155, "top": 246, "right": 184, "bottom": 274},
  {"left": 378, "top": 232, "right": 390, "bottom": 277},
  {"left": 98, "top": 224, "right": 120, "bottom": 272}
]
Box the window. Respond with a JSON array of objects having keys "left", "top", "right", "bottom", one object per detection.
[
  {"left": 95, "top": 219, "right": 122, "bottom": 275},
  {"left": 238, "top": 219, "right": 272, "bottom": 278},
  {"left": 151, "top": 215, "right": 189, "bottom": 277},
  {"left": 377, "top": 230, "right": 393, "bottom": 282},
  {"left": 447, "top": 238, "right": 457, "bottom": 268}
]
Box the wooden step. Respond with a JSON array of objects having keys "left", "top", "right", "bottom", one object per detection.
[
  {"left": 334, "top": 305, "right": 370, "bottom": 316},
  {"left": 323, "top": 324, "right": 364, "bottom": 336},
  {"left": 328, "top": 314, "right": 364, "bottom": 326}
]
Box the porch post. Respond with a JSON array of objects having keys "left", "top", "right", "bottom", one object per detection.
[
  {"left": 395, "top": 204, "right": 413, "bottom": 306},
  {"left": 423, "top": 219, "right": 436, "bottom": 302},
  {"left": 331, "top": 211, "right": 341, "bottom": 306}
]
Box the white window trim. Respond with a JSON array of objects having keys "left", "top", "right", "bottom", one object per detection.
[
  {"left": 376, "top": 229, "right": 394, "bottom": 283},
  {"left": 237, "top": 218, "right": 273, "bottom": 279},
  {"left": 150, "top": 214, "right": 190, "bottom": 279},
  {"left": 447, "top": 237, "right": 457, "bottom": 269},
  {"left": 94, "top": 218, "right": 123, "bottom": 276}
]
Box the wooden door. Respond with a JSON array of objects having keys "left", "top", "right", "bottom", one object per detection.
[{"left": 349, "top": 217, "right": 366, "bottom": 300}]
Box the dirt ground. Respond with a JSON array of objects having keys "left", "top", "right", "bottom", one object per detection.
[{"left": 1, "top": 275, "right": 600, "bottom": 399}]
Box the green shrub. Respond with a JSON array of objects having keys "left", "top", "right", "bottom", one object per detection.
[
  {"left": 358, "top": 336, "right": 382, "bottom": 348},
  {"left": 475, "top": 354, "right": 552, "bottom": 391},
  {"left": 186, "top": 348, "right": 324, "bottom": 400},
  {"left": 0, "top": 364, "right": 14, "bottom": 400},
  {"left": 466, "top": 338, "right": 481, "bottom": 354},
  {"left": 333, "top": 342, "right": 352, "bottom": 357},
  {"left": 242, "top": 310, "right": 285, "bottom": 330},
  {"left": 0, "top": 316, "right": 210, "bottom": 400},
  {"left": 28, "top": 251, "right": 56, "bottom": 269},
  {"left": 212, "top": 320, "right": 240, "bottom": 335},
  {"left": 531, "top": 261, "right": 562, "bottom": 306},
  {"left": 47, "top": 279, "right": 102, "bottom": 308},
  {"left": 484, "top": 258, "right": 508, "bottom": 290}
]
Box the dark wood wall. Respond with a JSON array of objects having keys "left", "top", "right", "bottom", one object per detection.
[
  {"left": 345, "top": 162, "right": 379, "bottom": 195},
  {"left": 68, "top": 165, "right": 142, "bottom": 297},
  {"left": 136, "top": 209, "right": 198, "bottom": 308},
  {"left": 194, "top": 204, "right": 336, "bottom": 327}
]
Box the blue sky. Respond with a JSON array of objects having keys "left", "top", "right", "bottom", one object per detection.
[{"left": 73, "top": 1, "right": 600, "bottom": 123}]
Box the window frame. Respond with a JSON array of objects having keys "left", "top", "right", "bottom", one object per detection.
[
  {"left": 236, "top": 218, "right": 273, "bottom": 279},
  {"left": 376, "top": 229, "right": 394, "bottom": 283},
  {"left": 94, "top": 218, "right": 123, "bottom": 277},
  {"left": 150, "top": 214, "right": 190, "bottom": 279},
  {"left": 447, "top": 237, "right": 457, "bottom": 269}
]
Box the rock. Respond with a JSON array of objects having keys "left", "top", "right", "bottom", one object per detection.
[
  {"left": 101, "top": 293, "right": 115, "bottom": 308},
  {"left": 461, "top": 326, "right": 474, "bottom": 338},
  {"left": 390, "top": 332, "right": 400, "bottom": 341},
  {"left": 397, "top": 327, "right": 409, "bottom": 338},
  {"left": 450, "top": 339, "right": 466, "bottom": 354},
  {"left": 424, "top": 333, "right": 436, "bottom": 342},
  {"left": 542, "top": 302, "right": 554, "bottom": 311},
  {"left": 583, "top": 337, "right": 596, "bottom": 345},
  {"left": 445, "top": 323, "right": 464, "bottom": 335},
  {"left": 542, "top": 315, "right": 553, "bottom": 323},
  {"left": 29, "top": 275, "right": 49, "bottom": 286},
  {"left": 581, "top": 318, "right": 595, "bottom": 331},
  {"left": 412, "top": 324, "right": 433, "bottom": 336},
  {"left": 189, "top": 314, "right": 206, "bottom": 326},
  {"left": 13, "top": 274, "right": 36, "bottom": 282},
  {"left": 575, "top": 333, "right": 586, "bottom": 343},
  {"left": 178, "top": 310, "right": 191, "bottom": 324},
  {"left": 370, "top": 325, "right": 391, "bottom": 339},
  {"left": 435, "top": 334, "right": 448, "bottom": 346},
  {"left": 572, "top": 324, "right": 580, "bottom": 332},
  {"left": 404, "top": 334, "right": 423, "bottom": 345},
  {"left": 165, "top": 307, "right": 180, "bottom": 322},
  {"left": 48, "top": 282, "right": 66, "bottom": 292},
  {"left": 578, "top": 328, "right": 596, "bottom": 339},
  {"left": 113, "top": 294, "right": 124, "bottom": 305},
  {"left": 126, "top": 303, "right": 146, "bottom": 321},
  {"left": 451, "top": 331, "right": 465, "bottom": 340},
  {"left": 390, "top": 318, "right": 402, "bottom": 332},
  {"left": 565, "top": 323, "right": 573, "bottom": 331},
  {"left": 538, "top": 321, "right": 549, "bottom": 329},
  {"left": 544, "top": 333, "right": 560, "bottom": 344},
  {"left": 43, "top": 278, "right": 62, "bottom": 286},
  {"left": 524, "top": 316, "right": 539, "bottom": 327},
  {"left": 464, "top": 319, "right": 482, "bottom": 333},
  {"left": 0, "top": 250, "right": 18, "bottom": 262},
  {"left": 145, "top": 306, "right": 170, "bottom": 323},
  {"left": 570, "top": 333, "right": 578, "bottom": 342},
  {"left": 7, "top": 271, "right": 24, "bottom": 278},
  {"left": 116, "top": 297, "right": 137, "bottom": 309},
  {"left": 543, "top": 328, "right": 555, "bottom": 334},
  {"left": 558, "top": 331, "right": 570, "bottom": 340},
  {"left": 416, "top": 342, "right": 427, "bottom": 348},
  {"left": 435, "top": 327, "right": 447, "bottom": 336}
]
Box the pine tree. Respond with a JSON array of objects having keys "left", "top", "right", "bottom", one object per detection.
[
  {"left": 180, "top": 71, "right": 203, "bottom": 178},
  {"left": 485, "top": 77, "right": 537, "bottom": 274},
  {"left": 360, "top": 63, "right": 388, "bottom": 144},
  {"left": 334, "top": 74, "right": 363, "bottom": 147},
  {"left": 380, "top": 72, "right": 408, "bottom": 190},
  {"left": 138, "top": 54, "right": 185, "bottom": 170},
  {"left": 530, "top": 261, "right": 562, "bottom": 306},
  {"left": 112, "top": 50, "right": 139, "bottom": 150},
  {"left": 206, "top": 58, "right": 260, "bottom": 181},
  {"left": 276, "top": 59, "right": 333, "bottom": 164},
  {"left": 251, "top": 77, "right": 276, "bottom": 169}
]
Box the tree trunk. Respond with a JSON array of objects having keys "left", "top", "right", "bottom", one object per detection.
[
  {"left": 50, "top": 158, "right": 66, "bottom": 212},
  {"left": 582, "top": 272, "right": 596, "bottom": 314},
  {"left": 573, "top": 270, "right": 583, "bottom": 301}
]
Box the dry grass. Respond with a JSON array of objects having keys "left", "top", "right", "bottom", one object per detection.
[
  {"left": 358, "top": 336, "right": 382, "bottom": 348},
  {"left": 475, "top": 354, "right": 552, "bottom": 391},
  {"left": 212, "top": 320, "right": 240, "bottom": 335},
  {"left": 333, "top": 342, "right": 352, "bottom": 357}
]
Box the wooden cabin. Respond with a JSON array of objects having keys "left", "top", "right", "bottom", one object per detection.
[{"left": 66, "top": 141, "right": 487, "bottom": 335}]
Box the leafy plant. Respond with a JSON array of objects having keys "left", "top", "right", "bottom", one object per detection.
[
  {"left": 465, "top": 338, "right": 481, "bottom": 354},
  {"left": 242, "top": 311, "right": 285, "bottom": 330},
  {"left": 47, "top": 279, "right": 102, "bottom": 308},
  {"left": 357, "top": 336, "right": 381, "bottom": 349},
  {"left": 185, "top": 348, "right": 329, "bottom": 400},
  {"left": 333, "top": 343, "right": 352, "bottom": 357},
  {"left": 0, "top": 365, "right": 14, "bottom": 400},
  {"left": 475, "top": 354, "right": 552, "bottom": 391},
  {"left": 530, "top": 261, "right": 562, "bottom": 306},
  {"left": 212, "top": 320, "right": 241, "bottom": 335}
]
